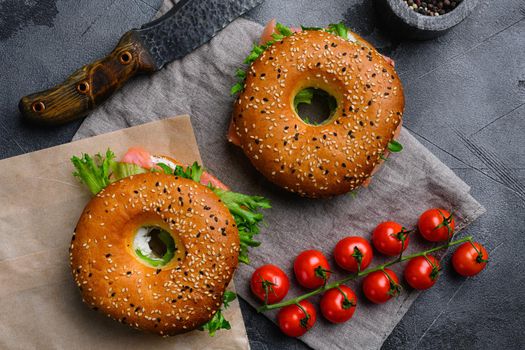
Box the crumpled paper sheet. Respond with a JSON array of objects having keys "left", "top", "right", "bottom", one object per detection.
[{"left": 0, "top": 116, "right": 249, "bottom": 350}]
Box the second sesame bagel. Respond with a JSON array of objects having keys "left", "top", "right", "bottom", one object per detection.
[
  {"left": 229, "top": 29, "right": 404, "bottom": 197},
  {"left": 70, "top": 172, "right": 239, "bottom": 335}
]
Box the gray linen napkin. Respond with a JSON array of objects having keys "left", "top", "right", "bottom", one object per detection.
[{"left": 73, "top": 3, "right": 485, "bottom": 349}]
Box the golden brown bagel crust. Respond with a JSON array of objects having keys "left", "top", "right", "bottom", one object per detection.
[
  {"left": 230, "top": 30, "right": 404, "bottom": 197},
  {"left": 70, "top": 172, "right": 239, "bottom": 335}
]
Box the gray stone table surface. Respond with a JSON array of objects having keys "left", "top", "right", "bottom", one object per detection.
[{"left": 0, "top": 0, "right": 524, "bottom": 349}]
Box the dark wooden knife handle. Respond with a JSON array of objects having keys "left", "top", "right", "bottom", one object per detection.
[{"left": 19, "top": 31, "right": 156, "bottom": 125}]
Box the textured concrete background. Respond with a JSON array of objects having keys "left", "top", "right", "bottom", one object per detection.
[{"left": 0, "top": 0, "right": 524, "bottom": 349}]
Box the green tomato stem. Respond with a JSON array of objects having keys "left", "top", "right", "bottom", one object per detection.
[{"left": 256, "top": 236, "right": 472, "bottom": 312}]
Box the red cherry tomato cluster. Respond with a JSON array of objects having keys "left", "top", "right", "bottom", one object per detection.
[{"left": 250, "top": 208, "right": 488, "bottom": 338}]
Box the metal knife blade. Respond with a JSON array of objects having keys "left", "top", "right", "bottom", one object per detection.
[
  {"left": 19, "top": 0, "right": 264, "bottom": 125},
  {"left": 138, "top": 0, "right": 264, "bottom": 69}
]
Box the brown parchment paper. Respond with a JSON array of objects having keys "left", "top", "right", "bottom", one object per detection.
[{"left": 0, "top": 116, "right": 249, "bottom": 350}]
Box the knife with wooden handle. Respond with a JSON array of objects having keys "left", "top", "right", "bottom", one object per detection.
[{"left": 19, "top": 0, "right": 264, "bottom": 125}]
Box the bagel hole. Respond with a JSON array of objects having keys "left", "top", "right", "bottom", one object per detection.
[
  {"left": 294, "top": 88, "right": 337, "bottom": 125},
  {"left": 133, "top": 226, "right": 176, "bottom": 267},
  {"left": 148, "top": 228, "right": 168, "bottom": 258}
]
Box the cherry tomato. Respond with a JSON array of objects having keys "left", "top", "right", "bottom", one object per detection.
[
  {"left": 372, "top": 221, "right": 410, "bottom": 256},
  {"left": 362, "top": 268, "right": 400, "bottom": 304},
  {"left": 452, "top": 242, "right": 488, "bottom": 276},
  {"left": 277, "top": 300, "right": 317, "bottom": 337},
  {"left": 418, "top": 208, "right": 455, "bottom": 242},
  {"left": 404, "top": 255, "right": 440, "bottom": 290},
  {"left": 334, "top": 236, "right": 373, "bottom": 272},
  {"left": 293, "top": 250, "right": 331, "bottom": 289},
  {"left": 320, "top": 285, "right": 357, "bottom": 324},
  {"left": 250, "top": 264, "right": 290, "bottom": 304}
]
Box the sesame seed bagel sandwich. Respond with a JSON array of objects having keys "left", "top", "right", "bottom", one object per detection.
[
  {"left": 69, "top": 147, "right": 270, "bottom": 336},
  {"left": 229, "top": 21, "right": 405, "bottom": 198}
]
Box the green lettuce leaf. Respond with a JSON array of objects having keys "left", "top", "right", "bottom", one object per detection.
[
  {"left": 212, "top": 189, "right": 271, "bottom": 264},
  {"left": 155, "top": 162, "right": 175, "bottom": 175},
  {"left": 112, "top": 162, "right": 147, "bottom": 180},
  {"left": 387, "top": 140, "right": 403, "bottom": 153},
  {"left": 71, "top": 149, "right": 116, "bottom": 195},
  {"left": 173, "top": 162, "right": 203, "bottom": 182},
  {"left": 327, "top": 22, "right": 349, "bottom": 39},
  {"left": 71, "top": 150, "right": 152, "bottom": 194},
  {"left": 294, "top": 88, "right": 314, "bottom": 111},
  {"left": 200, "top": 291, "right": 237, "bottom": 336}
]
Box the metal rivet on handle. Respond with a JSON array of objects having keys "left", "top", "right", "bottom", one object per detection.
[
  {"left": 119, "top": 51, "right": 132, "bottom": 65},
  {"left": 77, "top": 81, "right": 90, "bottom": 94},
  {"left": 31, "top": 101, "right": 46, "bottom": 113}
]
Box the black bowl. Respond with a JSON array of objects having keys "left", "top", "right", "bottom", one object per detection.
[{"left": 373, "top": 0, "right": 480, "bottom": 39}]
